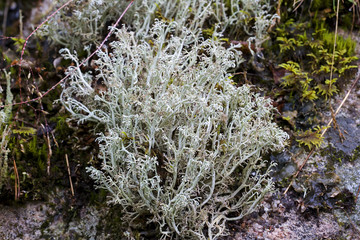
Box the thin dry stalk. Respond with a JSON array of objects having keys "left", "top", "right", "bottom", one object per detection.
[
  {"left": 328, "top": 0, "right": 340, "bottom": 98},
  {"left": 350, "top": 0, "right": 360, "bottom": 37},
  {"left": 51, "top": 130, "right": 59, "bottom": 148},
  {"left": 326, "top": 0, "right": 346, "bottom": 141},
  {"left": 13, "top": 158, "right": 20, "bottom": 200},
  {"left": 293, "top": 0, "right": 304, "bottom": 12},
  {"left": 344, "top": 210, "right": 360, "bottom": 235},
  {"left": 65, "top": 154, "right": 74, "bottom": 196},
  {"left": 41, "top": 123, "right": 52, "bottom": 176}
]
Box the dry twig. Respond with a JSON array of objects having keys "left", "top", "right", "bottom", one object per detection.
[
  {"left": 13, "top": 158, "right": 20, "bottom": 200},
  {"left": 65, "top": 154, "right": 74, "bottom": 196}
]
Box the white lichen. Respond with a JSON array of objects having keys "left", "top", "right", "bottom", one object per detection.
[
  {"left": 60, "top": 21, "right": 288, "bottom": 239},
  {"left": 39, "top": 0, "right": 277, "bottom": 51},
  {"left": 0, "top": 71, "right": 13, "bottom": 193}
]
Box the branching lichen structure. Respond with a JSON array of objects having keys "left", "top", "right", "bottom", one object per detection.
[
  {"left": 60, "top": 18, "right": 288, "bottom": 238},
  {"left": 0, "top": 71, "right": 13, "bottom": 193},
  {"left": 39, "top": 0, "right": 278, "bottom": 51},
  {"left": 40, "top": 0, "right": 289, "bottom": 238}
]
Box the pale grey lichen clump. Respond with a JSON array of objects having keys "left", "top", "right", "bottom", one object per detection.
[
  {"left": 60, "top": 19, "right": 287, "bottom": 239},
  {"left": 52, "top": 0, "right": 287, "bottom": 238},
  {"left": 0, "top": 71, "right": 13, "bottom": 193},
  {"left": 40, "top": 0, "right": 278, "bottom": 51}
]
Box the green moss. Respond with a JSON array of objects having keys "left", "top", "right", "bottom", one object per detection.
[
  {"left": 274, "top": 19, "right": 358, "bottom": 103},
  {"left": 50, "top": 115, "right": 71, "bottom": 138},
  {"left": 310, "top": 0, "right": 332, "bottom": 10},
  {"left": 315, "top": 23, "right": 356, "bottom": 57},
  {"left": 202, "top": 27, "right": 214, "bottom": 39},
  {"left": 295, "top": 126, "right": 326, "bottom": 149}
]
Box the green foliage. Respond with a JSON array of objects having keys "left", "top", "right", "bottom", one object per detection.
[
  {"left": 202, "top": 27, "right": 215, "bottom": 39},
  {"left": 274, "top": 17, "right": 358, "bottom": 102},
  {"left": 26, "top": 136, "right": 47, "bottom": 161},
  {"left": 265, "top": 1, "right": 359, "bottom": 153},
  {"left": 295, "top": 126, "right": 327, "bottom": 149},
  {"left": 310, "top": 0, "right": 333, "bottom": 11},
  {"left": 12, "top": 126, "right": 37, "bottom": 136},
  {"left": 279, "top": 61, "right": 318, "bottom": 101},
  {"left": 50, "top": 115, "right": 70, "bottom": 137},
  {"left": 11, "top": 37, "right": 27, "bottom": 54}
]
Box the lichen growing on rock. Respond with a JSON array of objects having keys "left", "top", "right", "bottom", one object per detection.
[
  {"left": 38, "top": 0, "right": 278, "bottom": 51},
  {"left": 60, "top": 20, "right": 288, "bottom": 238},
  {"left": 0, "top": 71, "right": 13, "bottom": 194}
]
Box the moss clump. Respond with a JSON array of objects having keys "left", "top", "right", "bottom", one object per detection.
[
  {"left": 258, "top": 1, "right": 358, "bottom": 151},
  {"left": 273, "top": 19, "right": 358, "bottom": 103}
]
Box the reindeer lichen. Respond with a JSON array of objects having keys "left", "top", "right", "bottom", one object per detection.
[
  {"left": 60, "top": 20, "right": 288, "bottom": 239},
  {"left": 0, "top": 71, "right": 13, "bottom": 193},
  {"left": 39, "top": 0, "right": 277, "bottom": 51}
]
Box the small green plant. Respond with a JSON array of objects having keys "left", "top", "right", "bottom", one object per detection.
[
  {"left": 295, "top": 126, "right": 327, "bottom": 149},
  {"left": 279, "top": 61, "right": 318, "bottom": 101},
  {"left": 275, "top": 21, "right": 358, "bottom": 102},
  {"left": 11, "top": 37, "right": 27, "bottom": 53},
  {"left": 265, "top": 2, "right": 358, "bottom": 152},
  {"left": 12, "top": 126, "right": 37, "bottom": 135}
]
